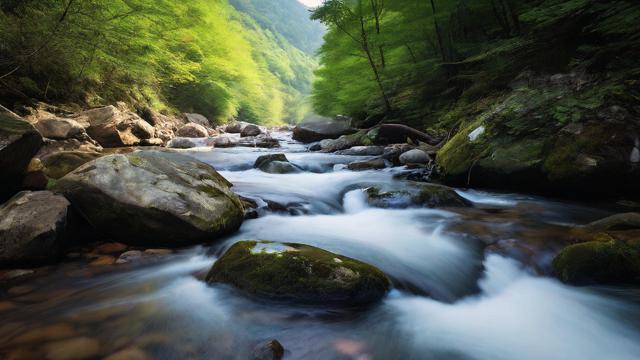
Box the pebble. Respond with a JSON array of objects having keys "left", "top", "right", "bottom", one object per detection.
[
  {"left": 104, "top": 347, "right": 150, "bottom": 360},
  {"left": 0, "top": 269, "right": 35, "bottom": 280},
  {"left": 143, "top": 249, "right": 173, "bottom": 256},
  {"left": 94, "top": 242, "right": 128, "bottom": 254},
  {"left": 44, "top": 337, "right": 101, "bottom": 360},
  {"left": 7, "top": 285, "right": 34, "bottom": 296},
  {"left": 0, "top": 301, "right": 16, "bottom": 312},
  {"left": 11, "top": 323, "right": 76, "bottom": 344},
  {"left": 90, "top": 255, "right": 116, "bottom": 266},
  {"left": 116, "top": 250, "right": 143, "bottom": 264}
]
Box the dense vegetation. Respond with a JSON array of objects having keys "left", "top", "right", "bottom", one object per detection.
[
  {"left": 311, "top": 0, "right": 640, "bottom": 129},
  {"left": 0, "top": 0, "right": 321, "bottom": 124}
]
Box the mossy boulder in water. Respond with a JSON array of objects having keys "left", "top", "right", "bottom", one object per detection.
[
  {"left": 553, "top": 233, "right": 640, "bottom": 285},
  {"left": 254, "top": 154, "right": 301, "bottom": 174},
  {"left": 55, "top": 151, "right": 244, "bottom": 247},
  {"left": 206, "top": 241, "right": 391, "bottom": 305},
  {"left": 366, "top": 183, "right": 471, "bottom": 209}
]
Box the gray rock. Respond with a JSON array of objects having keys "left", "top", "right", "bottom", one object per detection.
[
  {"left": 0, "top": 105, "right": 43, "bottom": 202},
  {"left": 131, "top": 119, "right": 155, "bottom": 140},
  {"left": 207, "top": 135, "right": 238, "bottom": 148},
  {"left": 168, "top": 137, "right": 197, "bottom": 149},
  {"left": 241, "top": 124, "right": 262, "bottom": 137},
  {"left": 35, "top": 117, "right": 85, "bottom": 140},
  {"left": 237, "top": 135, "right": 279, "bottom": 148},
  {"left": 338, "top": 146, "right": 385, "bottom": 156},
  {"left": 176, "top": 123, "right": 208, "bottom": 138},
  {"left": 347, "top": 158, "right": 386, "bottom": 171},
  {"left": 399, "top": 149, "right": 430, "bottom": 165},
  {"left": 55, "top": 151, "right": 244, "bottom": 246},
  {"left": 292, "top": 118, "right": 356, "bottom": 143},
  {"left": 226, "top": 121, "right": 251, "bottom": 133},
  {"left": 185, "top": 113, "right": 210, "bottom": 127},
  {"left": 79, "top": 106, "right": 147, "bottom": 147},
  {"left": 0, "top": 191, "right": 70, "bottom": 266}
]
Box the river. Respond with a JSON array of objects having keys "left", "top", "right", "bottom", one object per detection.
[{"left": 1, "top": 131, "right": 640, "bottom": 359}]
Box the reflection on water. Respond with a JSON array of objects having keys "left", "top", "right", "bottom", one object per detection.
[{"left": 1, "top": 134, "right": 639, "bottom": 359}]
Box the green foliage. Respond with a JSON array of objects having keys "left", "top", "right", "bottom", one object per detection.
[
  {"left": 312, "top": 0, "right": 640, "bottom": 129},
  {"left": 0, "top": 0, "right": 321, "bottom": 124}
]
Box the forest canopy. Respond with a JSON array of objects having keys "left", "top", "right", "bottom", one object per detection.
[
  {"left": 0, "top": 0, "right": 322, "bottom": 125},
  {"left": 311, "top": 0, "right": 640, "bottom": 129}
]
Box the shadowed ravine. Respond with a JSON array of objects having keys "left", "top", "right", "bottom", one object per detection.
[{"left": 1, "top": 132, "right": 640, "bottom": 360}]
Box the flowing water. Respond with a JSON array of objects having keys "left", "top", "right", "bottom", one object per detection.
[{"left": 2, "top": 132, "right": 640, "bottom": 359}]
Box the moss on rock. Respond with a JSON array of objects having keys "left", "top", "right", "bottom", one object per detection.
[
  {"left": 553, "top": 232, "right": 640, "bottom": 285},
  {"left": 206, "top": 241, "right": 391, "bottom": 305}
]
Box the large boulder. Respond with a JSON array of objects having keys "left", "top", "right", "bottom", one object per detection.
[
  {"left": 185, "top": 113, "right": 210, "bottom": 127},
  {"left": 254, "top": 154, "right": 301, "bottom": 174},
  {"left": 553, "top": 214, "right": 640, "bottom": 285},
  {"left": 55, "top": 151, "right": 244, "bottom": 246},
  {"left": 553, "top": 232, "right": 640, "bottom": 285},
  {"left": 34, "top": 117, "right": 85, "bottom": 140},
  {"left": 206, "top": 241, "right": 390, "bottom": 305},
  {"left": 241, "top": 124, "right": 262, "bottom": 138},
  {"left": 0, "top": 191, "right": 70, "bottom": 266},
  {"left": 0, "top": 105, "right": 43, "bottom": 202},
  {"left": 225, "top": 121, "right": 251, "bottom": 134},
  {"left": 292, "top": 118, "right": 356, "bottom": 143},
  {"left": 78, "top": 106, "right": 149, "bottom": 148},
  {"left": 177, "top": 123, "right": 208, "bottom": 138},
  {"left": 437, "top": 75, "right": 640, "bottom": 198}
]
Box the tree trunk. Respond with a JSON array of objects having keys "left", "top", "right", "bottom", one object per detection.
[
  {"left": 490, "top": 0, "right": 510, "bottom": 34},
  {"left": 359, "top": 0, "right": 391, "bottom": 113},
  {"left": 429, "top": 0, "right": 447, "bottom": 63},
  {"left": 501, "top": 0, "right": 521, "bottom": 35}
]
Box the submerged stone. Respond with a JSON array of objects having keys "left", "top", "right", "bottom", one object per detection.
[
  {"left": 365, "top": 183, "right": 471, "bottom": 209},
  {"left": 206, "top": 241, "right": 391, "bottom": 305}
]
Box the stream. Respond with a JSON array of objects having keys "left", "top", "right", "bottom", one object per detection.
[{"left": 2, "top": 131, "right": 640, "bottom": 359}]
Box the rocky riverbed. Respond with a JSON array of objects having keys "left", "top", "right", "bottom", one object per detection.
[{"left": 2, "top": 107, "right": 640, "bottom": 359}]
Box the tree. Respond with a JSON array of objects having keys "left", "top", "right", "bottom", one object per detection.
[{"left": 312, "top": 0, "right": 392, "bottom": 113}]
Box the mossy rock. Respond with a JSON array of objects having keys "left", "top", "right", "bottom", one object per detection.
[
  {"left": 254, "top": 154, "right": 301, "bottom": 174},
  {"left": 436, "top": 81, "right": 640, "bottom": 197},
  {"left": 206, "top": 241, "right": 391, "bottom": 305},
  {"left": 553, "top": 233, "right": 640, "bottom": 285},
  {"left": 412, "top": 183, "right": 472, "bottom": 208},
  {"left": 365, "top": 183, "right": 471, "bottom": 209}
]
